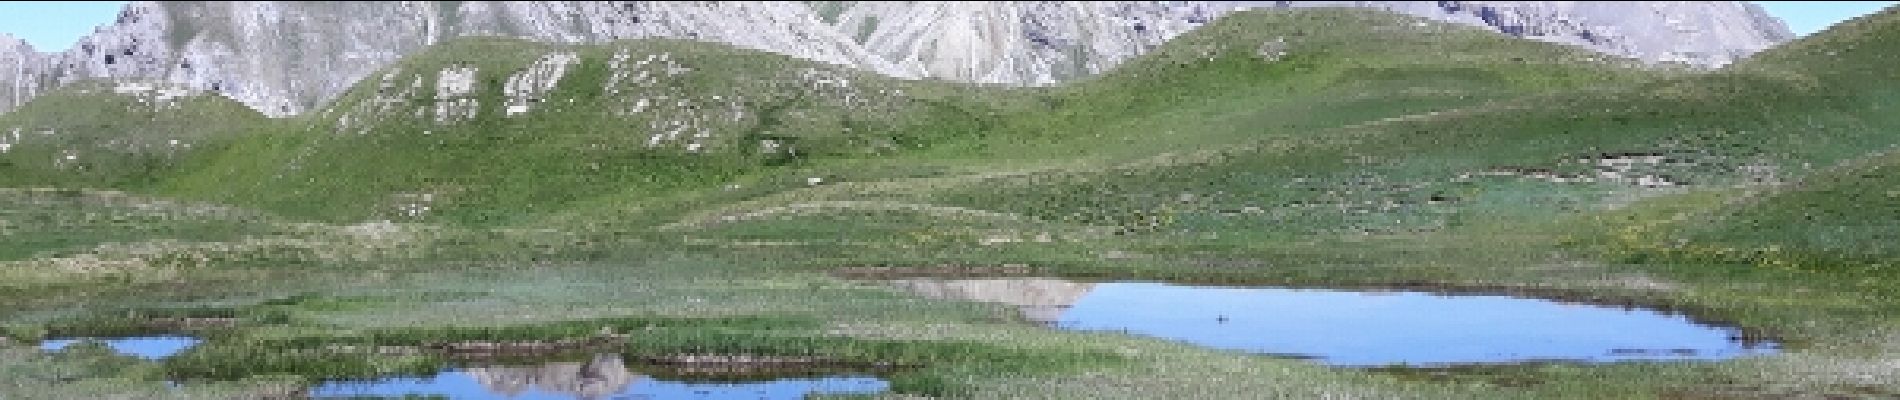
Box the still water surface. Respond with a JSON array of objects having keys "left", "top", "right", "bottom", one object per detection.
[
  {"left": 890, "top": 279, "right": 1780, "bottom": 367},
  {"left": 38, "top": 336, "right": 202, "bottom": 360}
]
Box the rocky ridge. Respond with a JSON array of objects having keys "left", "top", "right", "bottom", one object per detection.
[{"left": 0, "top": 1, "right": 1793, "bottom": 117}]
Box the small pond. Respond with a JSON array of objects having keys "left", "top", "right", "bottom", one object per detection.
[
  {"left": 308, "top": 353, "right": 891, "bottom": 399},
  {"left": 887, "top": 279, "right": 1779, "bottom": 367},
  {"left": 39, "top": 335, "right": 202, "bottom": 360}
]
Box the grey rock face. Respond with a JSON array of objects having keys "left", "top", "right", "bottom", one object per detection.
[
  {"left": 826, "top": 1, "right": 1795, "bottom": 85},
  {"left": 1322, "top": 1, "right": 1796, "bottom": 65},
  {"left": 832, "top": 2, "right": 1221, "bottom": 85},
  {"left": 0, "top": 1, "right": 1792, "bottom": 117},
  {"left": 5, "top": 1, "right": 892, "bottom": 117},
  {"left": 0, "top": 34, "right": 52, "bottom": 113}
]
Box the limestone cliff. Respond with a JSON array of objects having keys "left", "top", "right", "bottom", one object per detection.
[
  {"left": 0, "top": 34, "right": 51, "bottom": 113},
  {"left": 5, "top": 1, "right": 892, "bottom": 116},
  {"left": 828, "top": 1, "right": 1795, "bottom": 85},
  {"left": 0, "top": 1, "right": 1793, "bottom": 117}
]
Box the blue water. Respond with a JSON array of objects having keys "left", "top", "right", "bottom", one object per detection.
[
  {"left": 39, "top": 336, "right": 201, "bottom": 360},
  {"left": 1053, "top": 282, "right": 1779, "bottom": 367},
  {"left": 308, "top": 355, "right": 891, "bottom": 400}
]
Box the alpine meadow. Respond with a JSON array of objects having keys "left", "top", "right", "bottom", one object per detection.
[{"left": 2, "top": 3, "right": 1898, "bottom": 399}]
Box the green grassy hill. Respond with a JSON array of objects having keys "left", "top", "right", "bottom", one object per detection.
[
  {"left": 110, "top": 9, "right": 1661, "bottom": 227},
  {"left": 0, "top": 81, "right": 275, "bottom": 189},
  {"left": 617, "top": 8, "right": 1900, "bottom": 264},
  {"left": 1738, "top": 5, "right": 1900, "bottom": 81},
  {"left": 1596, "top": 6, "right": 1900, "bottom": 274},
  {"left": 1607, "top": 149, "right": 1900, "bottom": 274},
  {"left": 146, "top": 37, "right": 1007, "bottom": 225}
]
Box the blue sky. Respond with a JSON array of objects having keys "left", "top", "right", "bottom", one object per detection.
[
  {"left": 0, "top": 1, "right": 1894, "bottom": 50},
  {"left": 1756, "top": 1, "right": 1897, "bottom": 35},
  {"left": 0, "top": 1, "right": 126, "bottom": 49}
]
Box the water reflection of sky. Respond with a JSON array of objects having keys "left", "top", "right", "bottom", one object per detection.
[
  {"left": 38, "top": 336, "right": 201, "bottom": 360},
  {"left": 1056, "top": 282, "right": 1778, "bottom": 367},
  {"left": 309, "top": 369, "right": 890, "bottom": 400}
]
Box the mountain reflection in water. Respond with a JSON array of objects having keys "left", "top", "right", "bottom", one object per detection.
[
  {"left": 308, "top": 353, "right": 890, "bottom": 399},
  {"left": 886, "top": 278, "right": 1096, "bottom": 324},
  {"left": 466, "top": 353, "right": 635, "bottom": 399}
]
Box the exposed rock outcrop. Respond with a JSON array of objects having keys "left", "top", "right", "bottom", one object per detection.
[{"left": 0, "top": 34, "right": 51, "bottom": 113}]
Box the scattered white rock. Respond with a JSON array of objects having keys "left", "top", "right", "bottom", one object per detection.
[
  {"left": 0, "top": 128, "right": 15, "bottom": 153},
  {"left": 502, "top": 52, "right": 579, "bottom": 117},
  {"left": 433, "top": 66, "right": 481, "bottom": 124},
  {"left": 435, "top": 66, "right": 479, "bottom": 98}
]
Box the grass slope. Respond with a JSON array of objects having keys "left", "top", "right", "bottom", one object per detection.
[
  {"left": 1599, "top": 5, "right": 1900, "bottom": 274},
  {"left": 0, "top": 81, "right": 276, "bottom": 189},
  {"left": 151, "top": 37, "right": 1004, "bottom": 225}
]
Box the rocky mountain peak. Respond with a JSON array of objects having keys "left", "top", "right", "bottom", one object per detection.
[{"left": 0, "top": 33, "right": 31, "bottom": 50}]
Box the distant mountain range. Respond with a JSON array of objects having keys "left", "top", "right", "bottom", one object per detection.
[{"left": 0, "top": 1, "right": 1792, "bottom": 117}]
